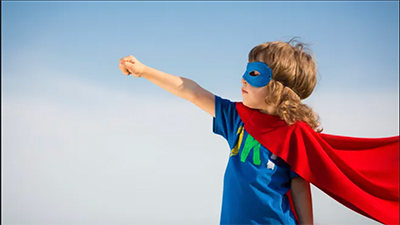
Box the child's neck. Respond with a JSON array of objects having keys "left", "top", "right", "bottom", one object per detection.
[{"left": 258, "top": 105, "right": 278, "bottom": 116}]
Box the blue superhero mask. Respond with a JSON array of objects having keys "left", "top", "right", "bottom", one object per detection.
[{"left": 242, "top": 62, "right": 273, "bottom": 87}]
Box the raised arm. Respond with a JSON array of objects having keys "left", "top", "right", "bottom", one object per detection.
[{"left": 119, "top": 55, "right": 215, "bottom": 117}]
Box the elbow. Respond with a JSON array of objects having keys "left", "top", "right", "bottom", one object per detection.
[
  {"left": 176, "top": 76, "right": 186, "bottom": 90},
  {"left": 177, "top": 77, "right": 199, "bottom": 102}
]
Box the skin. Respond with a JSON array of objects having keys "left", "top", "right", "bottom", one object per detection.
[
  {"left": 240, "top": 71, "right": 278, "bottom": 116},
  {"left": 119, "top": 56, "right": 313, "bottom": 224}
]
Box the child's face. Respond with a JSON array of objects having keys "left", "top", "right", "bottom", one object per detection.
[{"left": 241, "top": 77, "right": 269, "bottom": 110}]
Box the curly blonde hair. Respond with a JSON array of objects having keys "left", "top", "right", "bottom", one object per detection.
[{"left": 248, "top": 38, "right": 322, "bottom": 132}]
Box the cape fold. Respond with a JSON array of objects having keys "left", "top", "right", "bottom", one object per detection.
[{"left": 235, "top": 102, "right": 399, "bottom": 225}]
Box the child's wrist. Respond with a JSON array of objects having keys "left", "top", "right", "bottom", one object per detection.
[{"left": 140, "top": 65, "right": 150, "bottom": 78}]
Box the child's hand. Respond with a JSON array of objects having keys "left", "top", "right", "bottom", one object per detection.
[{"left": 119, "top": 55, "right": 146, "bottom": 78}]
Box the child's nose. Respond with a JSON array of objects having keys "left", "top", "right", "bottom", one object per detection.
[{"left": 241, "top": 78, "right": 247, "bottom": 84}]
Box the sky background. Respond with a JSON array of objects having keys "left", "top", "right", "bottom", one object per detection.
[{"left": 2, "top": 1, "right": 399, "bottom": 225}]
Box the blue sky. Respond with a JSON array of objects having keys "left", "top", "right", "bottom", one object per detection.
[
  {"left": 2, "top": 1, "right": 399, "bottom": 96},
  {"left": 2, "top": 1, "right": 399, "bottom": 224}
]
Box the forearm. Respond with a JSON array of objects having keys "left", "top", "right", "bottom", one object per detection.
[
  {"left": 141, "top": 66, "right": 198, "bottom": 101},
  {"left": 291, "top": 177, "right": 314, "bottom": 225},
  {"left": 120, "top": 56, "right": 215, "bottom": 116}
]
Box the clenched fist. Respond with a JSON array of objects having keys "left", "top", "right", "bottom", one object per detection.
[{"left": 119, "top": 55, "right": 146, "bottom": 78}]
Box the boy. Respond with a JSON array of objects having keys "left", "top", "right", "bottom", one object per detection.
[{"left": 119, "top": 40, "right": 399, "bottom": 225}]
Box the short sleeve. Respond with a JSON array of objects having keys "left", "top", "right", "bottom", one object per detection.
[
  {"left": 290, "top": 170, "right": 300, "bottom": 179},
  {"left": 212, "top": 95, "right": 243, "bottom": 149}
]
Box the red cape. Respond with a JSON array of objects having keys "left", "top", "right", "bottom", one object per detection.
[{"left": 235, "top": 102, "right": 399, "bottom": 225}]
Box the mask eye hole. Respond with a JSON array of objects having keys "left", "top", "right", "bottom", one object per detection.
[{"left": 249, "top": 70, "right": 260, "bottom": 76}]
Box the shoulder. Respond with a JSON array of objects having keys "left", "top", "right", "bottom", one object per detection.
[
  {"left": 234, "top": 102, "right": 257, "bottom": 124},
  {"left": 292, "top": 120, "right": 314, "bottom": 131},
  {"left": 288, "top": 120, "right": 319, "bottom": 143},
  {"left": 214, "top": 96, "right": 245, "bottom": 121},
  {"left": 215, "top": 95, "right": 234, "bottom": 106},
  {"left": 213, "top": 95, "right": 243, "bottom": 127}
]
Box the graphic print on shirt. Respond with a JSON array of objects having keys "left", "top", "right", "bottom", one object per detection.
[
  {"left": 231, "top": 126, "right": 261, "bottom": 166},
  {"left": 230, "top": 126, "right": 244, "bottom": 156}
]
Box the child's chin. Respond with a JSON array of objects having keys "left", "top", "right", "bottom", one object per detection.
[{"left": 242, "top": 101, "right": 256, "bottom": 109}]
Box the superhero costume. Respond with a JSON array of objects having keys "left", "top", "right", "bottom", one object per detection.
[
  {"left": 238, "top": 62, "right": 399, "bottom": 224},
  {"left": 214, "top": 96, "right": 300, "bottom": 224},
  {"left": 235, "top": 103, "right": 399, "bottom": 224}
]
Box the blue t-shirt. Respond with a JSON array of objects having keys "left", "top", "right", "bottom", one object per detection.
[{"left": 213, "top": 95, "right": 299, "bottom": 225}]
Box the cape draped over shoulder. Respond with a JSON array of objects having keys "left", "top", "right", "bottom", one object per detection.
[{"left": 235, "top": 102, "right": 399, "bottom": 225}]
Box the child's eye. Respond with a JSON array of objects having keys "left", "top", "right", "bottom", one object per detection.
[{"left": 249, "top": 71, "right": 260, "bottom": 76}]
